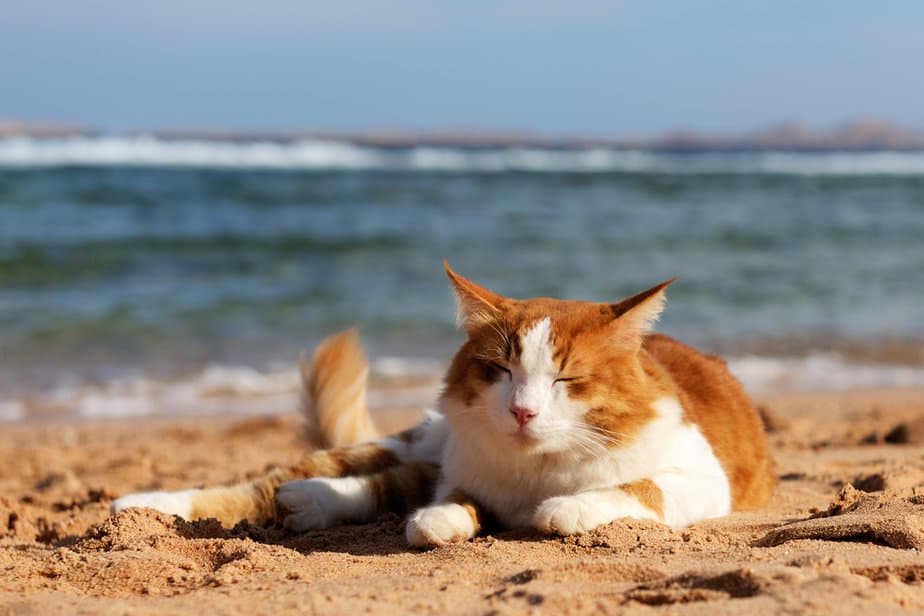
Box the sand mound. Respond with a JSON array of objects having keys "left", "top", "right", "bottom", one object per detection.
[
  {"left": 882, "top": 415, "right": 924, "bottom": 444},
  {"left": 625, "top": 568, "right": 764, "bottom": 605},
  {"left": 756, "top": 485, "right": 924, "bottom": 549}
]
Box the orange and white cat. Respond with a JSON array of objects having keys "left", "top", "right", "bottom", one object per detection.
[{"left": 112, "top": 263, "right": 774, "bottom": 547}]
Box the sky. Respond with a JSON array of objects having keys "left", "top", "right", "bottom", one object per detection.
[{"left": 2, "top": 0, "right": 923, "bottom": 135}]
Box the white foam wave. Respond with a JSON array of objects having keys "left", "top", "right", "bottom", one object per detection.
[
  {"left": 0, "top": 400, "right": 25, "bottom": 422},
  {"left": 19, "top": 369, "right": 299, "bottom": 420},
  {"left": 3, "top": 136, "right": 924, "bottom": 174},
  {"left": 0, "top": 136, "right": 380, "bottom": 170},
  {"left": 0, "top": 359, "right": 444, "bottom": 422},
  {"left": 371, "top": 356, "right": 445, "bottom": 379},
  {"left": 729, "top": 354, "right": 924, "bottom": 393},
  {"left": 2, "top": 354, "right": 922, "bottom": 422}
]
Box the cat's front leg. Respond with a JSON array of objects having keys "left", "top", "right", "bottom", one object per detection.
[
  {"left": 406, "top": 489, "right": 485, "bottom": 548},
  {"left": 533, "top": 480, "right": 663, "bottom": 535}
]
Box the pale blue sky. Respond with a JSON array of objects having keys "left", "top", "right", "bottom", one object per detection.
[{"left": 2, "top": 1, "right": 922, "bottom": 134}]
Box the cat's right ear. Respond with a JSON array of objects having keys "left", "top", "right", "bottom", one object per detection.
[{"left": 444, "top": 260, "right": 508, "bottom": 333}]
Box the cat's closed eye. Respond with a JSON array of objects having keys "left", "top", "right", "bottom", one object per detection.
[{"left": 489, "top": 361, "right": 511, "bottom": 376}]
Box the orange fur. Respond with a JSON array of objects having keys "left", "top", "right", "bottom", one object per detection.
[
  {"left": 620, "top": 479, "right": 664, "bottom": 519},
  {"left": 443, "top": 281, "right": 674, "bottom": 449},
  {"left": 364, "top": 462, "right": 441, "bottom": 516},
  {"left": 642, "top": 334, "right": 776, "bottom": 509},
  {"left": 300, "top": 328, "right": 379, "bottom": 448},
  {"left": 442, "top": 266, "right": 774, "bottom": 513},
  {"left": 443, "top": 490, "right": 485, "bottom": 535}
]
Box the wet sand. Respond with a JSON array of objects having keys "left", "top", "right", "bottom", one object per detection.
[{"left": 2, "top": 388, "right": 924, "bottom": 614}]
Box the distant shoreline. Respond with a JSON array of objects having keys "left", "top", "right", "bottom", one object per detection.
[{"left": 3, "top": 118, "right": 924, "bottom": 152}]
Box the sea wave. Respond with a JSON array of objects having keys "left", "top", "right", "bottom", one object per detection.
[
  {"left": 728, "top": 354, "right": 924, "bottom": 393},
  {"left": 2, "top": 354, "right": 922, "bottom": 423},
  {"left": 3, "top": 136, "right": 924, "bottom": 174},
  {"left": 2, "top": 358, "right": 445, "bottom": 423},
  {"left": 0, "top": 136, "right": 378, "bottom": 170}
]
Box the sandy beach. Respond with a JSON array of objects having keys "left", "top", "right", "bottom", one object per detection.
[
  {"left": 4, "top": 1, "right": 924, "bottom": 613},
  {"left": 1, "top": 387, "right": 923, "bottom": 614}
]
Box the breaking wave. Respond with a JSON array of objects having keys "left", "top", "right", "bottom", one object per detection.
[
  {"left": 3, "top": 354, "right": 922, "bottom": 422},
  {"left": 2, "top": 358, "right": 445, "bottom": 422},
  {"left": 729, "top": 354, "right": 924, "bottom": 393},
  {"left": 3, "top": 136, "right": 924, "bottom": 174}
]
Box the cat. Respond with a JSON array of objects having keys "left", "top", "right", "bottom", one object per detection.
[{"left": 112, "top": 262, "right": 774, "bottom": 547}]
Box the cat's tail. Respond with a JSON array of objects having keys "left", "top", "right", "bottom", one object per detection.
[
  {"left": 300, "top": 328, "right": 380, "bottom": 448},
  {"left": 111, "top": 329, "right": 413, "bottom": 527}
]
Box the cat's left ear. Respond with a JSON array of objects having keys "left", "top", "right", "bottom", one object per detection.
[
  {"left": 607, "top": 278, "right": 677, "bottom": 348},
  {"left": 444, "top": 260, "right": 509, "bottom": 334}
]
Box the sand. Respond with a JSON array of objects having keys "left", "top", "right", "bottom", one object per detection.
[{"left": 2, "top": 388, "right": 924, "bottom": 614}]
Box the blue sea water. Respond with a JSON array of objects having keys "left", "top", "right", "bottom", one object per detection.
[{"left": 1, "top": 137, "right": 923, "bottom": 419}]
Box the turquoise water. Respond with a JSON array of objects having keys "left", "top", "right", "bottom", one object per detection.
[{"left": 1, "top": 141, "right": 923, "bottom": 412}]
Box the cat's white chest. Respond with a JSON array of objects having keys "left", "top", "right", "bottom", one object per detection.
[
  {"left": 440, "top": 434, "right": 630, "bottom": 527},
  {"left": 439, "top": 396, "right": 730, "bottom": 529}
]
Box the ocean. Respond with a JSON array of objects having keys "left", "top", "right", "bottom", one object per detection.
[{"left": 1, "top": 136, "right": 923, "bottom": 422}]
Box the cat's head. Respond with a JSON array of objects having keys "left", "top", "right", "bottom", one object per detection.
[{"left": 440, "top": 261, "right": 675, "bottom": 458}]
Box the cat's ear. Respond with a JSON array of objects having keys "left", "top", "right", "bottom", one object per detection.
[
  {"left": 444, "top": 260, "right": 508, "bottom": 333},
  {"left": 608, "top": 278, "right": 676, "bottom": 348}
]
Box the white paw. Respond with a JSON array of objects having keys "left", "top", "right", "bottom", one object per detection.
[
  {"left": 110, "top": 489, "right": 197, "bottom": 519},
  {"left": 276, "top": 477, "right": 369, "bottom": 532},
  {"left": 533, "top": 495, "right": 605, "bottom": 536},
  {"left": 406, "top": 503, "right": 475, "bottom": 548}
]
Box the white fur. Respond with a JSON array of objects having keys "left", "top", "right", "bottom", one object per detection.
[
  {"left": 646, "top": 397, "right": 731, "bottom": 527},
  {"left": 277, "top": 477, "right": 375, "bottom": 531},
  {"left": 511, "top": 317, "right": 556, "bottom": 426},
  {"left": 469, "top": 317, "right": 589, "bottom": 455},
  {"left": 379, "top": 409, "right": 447, "bottom": 464},
  {"left": 406, "top": 502, "right": 476, "bottom": 547},
  {"left": 110, "top": 489, "right": 197, "bottom": 518},
  {"left": 518, "top": 317, "right": 555, "bottom": 378},
  {"left": 534, "top": 490, "right": 656, "bottom": 535},
  {"left": 438, "top": 394, "right": 731, "bottom": 532}
]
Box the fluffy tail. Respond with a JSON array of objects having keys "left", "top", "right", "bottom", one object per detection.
[{"left": 300, "top": 328, "right": 380, "bottom": 448}]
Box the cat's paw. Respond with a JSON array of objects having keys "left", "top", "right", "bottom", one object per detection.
[
  {"left": 533, "top": 495, "right": 607, "bottom": 535},
  {"left": 406, "top": 503, "right": 476, "bottom": 548},
  {"left": 276, "top": 477, "right": 368, "bottom": 532},
  {"left": 110, "top": 489, "right": 198, "bottom": 519}
]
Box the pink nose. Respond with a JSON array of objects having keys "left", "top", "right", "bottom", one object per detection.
[{"left": 510, "top": 405, "right": 537, "bottom": 427}]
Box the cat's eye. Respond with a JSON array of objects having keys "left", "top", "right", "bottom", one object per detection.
[
  {"left": 554, "top": 376, "right": 578, "bottom": 384},
  {"left": 489, "top": 362, "right": 511, "bottom": 376}
]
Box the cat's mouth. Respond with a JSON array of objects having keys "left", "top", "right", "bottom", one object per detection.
[{"left": 508, "top": 428, "right": 541, "bottom": 448}]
